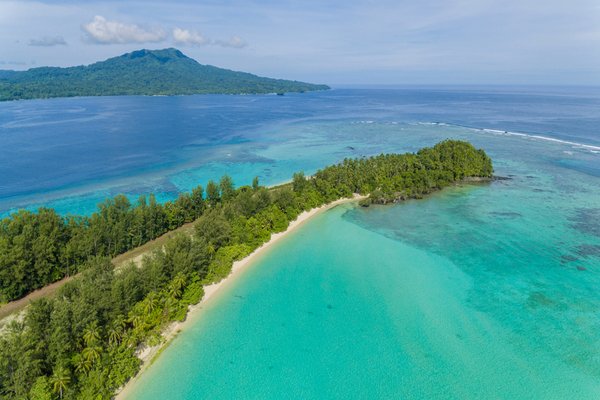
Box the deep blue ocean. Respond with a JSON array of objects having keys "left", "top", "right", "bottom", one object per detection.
[
  {"left": 1, "top": 87, "right": 600, "bottom": 399},
  {"left": 1, "top": 86, "right": 599, "bottom": 216}
]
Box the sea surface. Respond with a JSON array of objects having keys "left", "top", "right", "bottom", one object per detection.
[
  {"left": 1, "top": 86, "right": 599, "bottom": 216},
  {"left": 1, "top": 87, "right": 600, "bottom": 398}
]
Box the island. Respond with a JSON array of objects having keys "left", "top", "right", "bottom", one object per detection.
[
  {"left": 0, "top": 48, "right": 330, "bottom": 101},
  {"left": 0, "top": 140, "right": 492, "bottom": 399}
]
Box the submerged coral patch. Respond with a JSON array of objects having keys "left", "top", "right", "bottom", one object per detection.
[
  {"left": 576, "top": 244, "right": 600, "bottom": 258},
  {"left": 570, "top": 208, "right": 600, "bottom": 237}
]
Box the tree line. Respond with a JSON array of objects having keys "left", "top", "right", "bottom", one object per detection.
[
  {"left": 0, "top": 140, "right": 492, "bottom": 399},
  {"left": 0, "top": 186, "right": 207, "bottom": 302}
]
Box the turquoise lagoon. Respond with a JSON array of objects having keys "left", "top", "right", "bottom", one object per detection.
[
  {"left": 127, "top": 160, "right": 600, "bottom": 399},
  {"left": 1, "top": 88, "right": 599, "bottom": 398},
  {"left": 126, "top": 127, "right": 600, "bottom": 397}
]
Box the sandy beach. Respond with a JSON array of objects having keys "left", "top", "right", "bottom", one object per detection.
[{"left": 115, "top": 194, "right": 364, "bottom": 399}]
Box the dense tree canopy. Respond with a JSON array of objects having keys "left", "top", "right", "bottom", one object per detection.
[
  {"left": 0, "top": 140, "right": 492, "bottom": 399},
  {"left": 0, "top": 191, "right": 204, "bottom": 302}
]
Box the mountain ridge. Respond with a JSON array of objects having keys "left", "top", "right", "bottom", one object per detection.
[{"left": 0, "top": 48, "right": 329, "bottom": 101}]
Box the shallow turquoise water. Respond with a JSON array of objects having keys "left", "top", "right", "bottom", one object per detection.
[{"left": 127, "top": 201, "right": 600, "bottom": 399}]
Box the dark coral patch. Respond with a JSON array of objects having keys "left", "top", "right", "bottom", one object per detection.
[
  {"left": 576, "top": 244, "right": 600, "bottom": 258},
  {"left": 570, "top": 208, "right": 600, "bottom": 238}
]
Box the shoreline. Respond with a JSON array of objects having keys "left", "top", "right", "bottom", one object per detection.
[{"left": 114, "top": 194, "right": 365, "bottom": 399}]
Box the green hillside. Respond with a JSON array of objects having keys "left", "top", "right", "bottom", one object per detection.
[{"left": 0, "top": 48, "right": 329, "bottom": 101}]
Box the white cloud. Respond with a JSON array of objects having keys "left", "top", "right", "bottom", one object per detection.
[
  {"left": 82, "top": 16, "right": 167, "bottom": 44},
  {"left": 172, "top": 27, "right": 247, "bottom": 49},
  {"left": 214, "top": 36, "right": 248, "bottom": 49},
  {"left": 172, "top": 28, "right": 247, "bottom": 49},
  {"left": 173, "top": 28, "right": 209, "bottom": 46},
  {"left": 28, "top": 36, "right": 67, "bottom": 47}
]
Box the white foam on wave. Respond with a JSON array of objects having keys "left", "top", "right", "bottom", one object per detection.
[
  {"left": 490, "top": 130, "right": 600, "bottom": 152},
  {"left": 422, "top": 122, "right": 600, "bottom": 153}
]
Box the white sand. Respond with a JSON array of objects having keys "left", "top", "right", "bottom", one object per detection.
[{"left": 115, "top": 194, "right": 365, "bottom": 399}]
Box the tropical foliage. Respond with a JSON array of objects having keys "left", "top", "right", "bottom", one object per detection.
[{"left": 0, "top": 190, "right": 204, "bottom": 302}]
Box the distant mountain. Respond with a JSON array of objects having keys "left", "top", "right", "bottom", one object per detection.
[{"left": 0, "top": 48, "right": 329, "bottom": 101}]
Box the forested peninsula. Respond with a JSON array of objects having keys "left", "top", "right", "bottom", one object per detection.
[
  {"left": 0, "top": 48, "right": 329, "bottom": 101},
  {"left": 0, "top": 140, "right": 492, "bottom": 399}
]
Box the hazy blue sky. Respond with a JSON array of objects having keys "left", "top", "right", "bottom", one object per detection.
[{"left": 1, "top": 0, "right": 599, "bottom": 85}]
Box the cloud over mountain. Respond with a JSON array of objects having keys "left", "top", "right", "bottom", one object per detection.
[
  {"left": 82, "top": 16, "right": 167, "bottom": 44},
  {"left": 173, "top": 28, "right": 209, "bottom": 46},
  {"left": 173, "top": 28, "right": 247, "bottom": 49}
]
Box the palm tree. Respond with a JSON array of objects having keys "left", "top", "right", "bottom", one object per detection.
[
  {"left": 82, "top": 322, "right": 100, "bottom": 347},
  {"left": 51, "top": 365, "right": 70, "bottom": 399},
  {"left": 143, "top": 293, "right": 159, "bottom": 315},
  {"left": 73, "top": 353, "right": 92, "bottom": 375},
  {"left": 108, "top": 325, "right": 123, "bottom": 347},
  {"left": 122, "top": 329, "right": 139, "bottom": 348},
  {"left": 82, "top": 345, "right": 102, "bottom": 364},
  {"left": 169, "top": 273, "right": 187, "bottom": 299},
  {"left": 114, "top": 314, "right": 127, "bottom": 330},
  {"left": 128, "top": 312, "right": 146, "bottom": 331},
  {"left": 163, "top": 296, "right": 179, "bottom": 319}
]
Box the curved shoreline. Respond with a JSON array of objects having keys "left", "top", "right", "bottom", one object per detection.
[{"left": 115, "top": 195, "right": 365, "bottom": 399}]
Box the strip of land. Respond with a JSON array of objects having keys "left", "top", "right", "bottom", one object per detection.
[
  {"left": 0, "top": 141, "right": 494, "bottom": 399},
  {"left": 114, "top": 194, "right": 365, "bottom": 399},
  {"left": 0, "top": 277, "right": 72, "bottom": 322},
  {"left": 0, "top": 221, "right": 198, "bottom": 323}
]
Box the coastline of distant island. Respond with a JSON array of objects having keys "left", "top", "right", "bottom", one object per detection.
[{"left": 0, "top": 48, "right": 330, "bottom": 101}]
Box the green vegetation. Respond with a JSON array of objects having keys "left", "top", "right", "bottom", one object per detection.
[
  {"left": 0, "top": 48, "right": 330, "bottom": 101},
  {"left": 0, "top": 191, "right": 205, "bottom": 302},
  {"left": 0, "top": 140, "right": 492, "bottom": 399}
]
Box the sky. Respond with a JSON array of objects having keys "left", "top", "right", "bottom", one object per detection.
[{"left": 0, "top": 0, "right": 599, "bottom": 85}]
